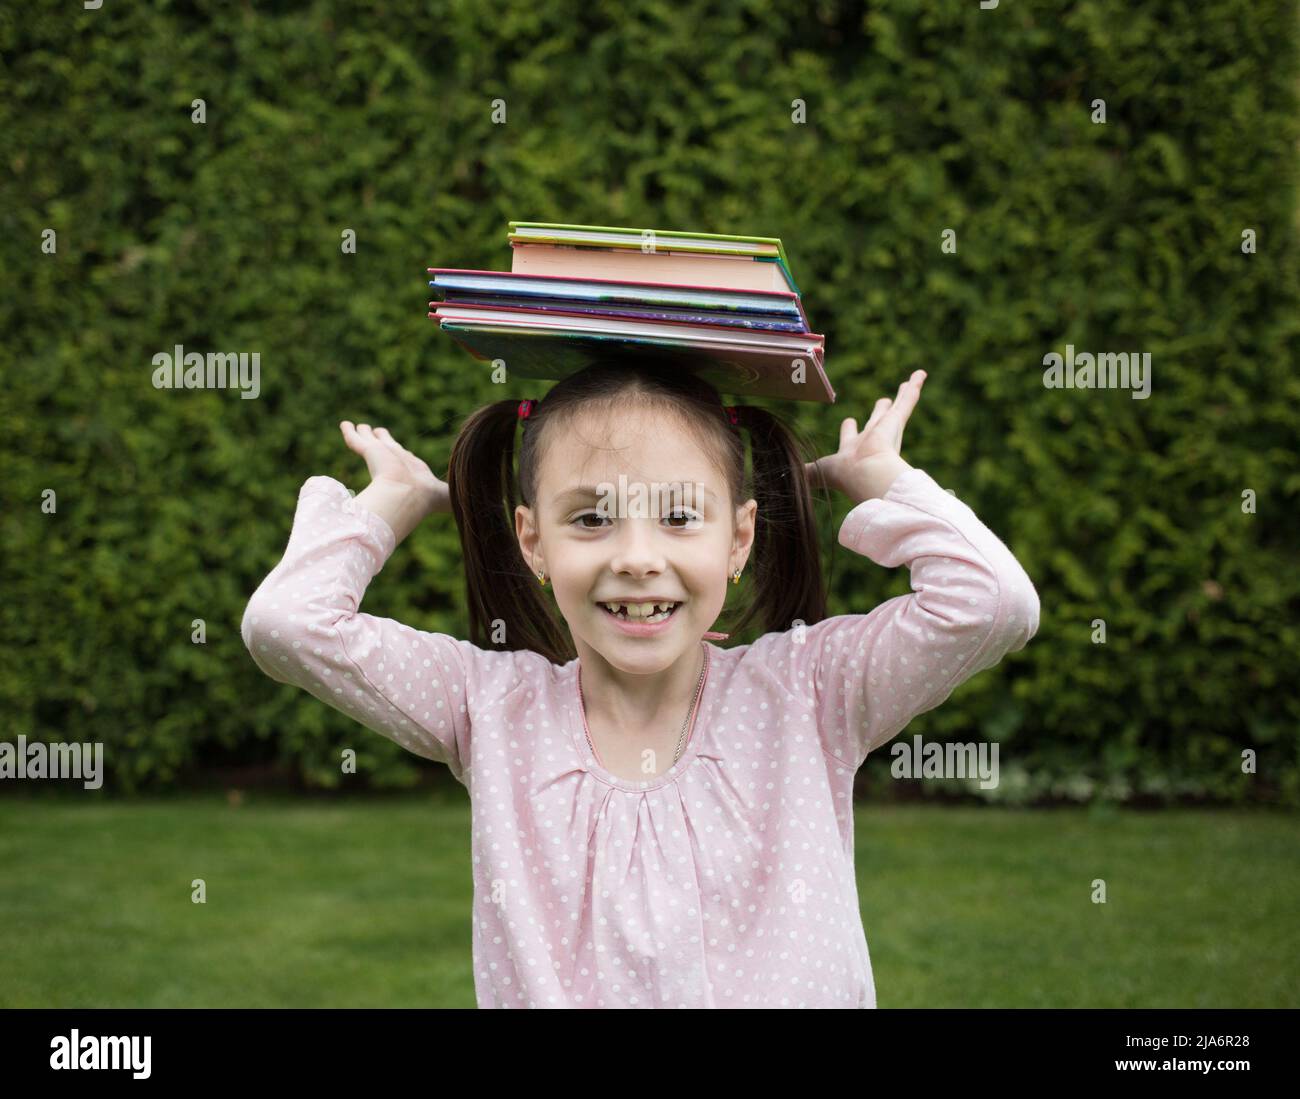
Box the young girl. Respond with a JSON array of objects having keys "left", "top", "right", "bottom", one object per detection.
[{"left": 241, "top": 360, "right": 1039, "bottom": 1008}]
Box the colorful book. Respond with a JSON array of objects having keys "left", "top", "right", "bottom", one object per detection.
[
  {"left": 507, "top": 221, "right": 800, "bottom": 296},
  {"left": 438, "top": 322, "right": 834, "bottom": 403},
  {"left": 432, "top": 303, "right": 823, "bottom": 354},
  {"left": 430, "top": 269, "right": 807, "bottom": 322},
  {"left": 428, "top": 221, "right": 832, "bottom": 403},
  {"left": 432, "top": 296, "right": 805, "bottom": 334}
]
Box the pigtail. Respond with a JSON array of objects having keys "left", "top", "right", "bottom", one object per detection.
[
  {"left": 446, "top": 401, "right": 575, "bottom": 665},
  {"left": 725, "top": 405, "right": 829, "bottom": 638}
]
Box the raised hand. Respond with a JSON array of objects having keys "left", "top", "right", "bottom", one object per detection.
[
  {"left": 340, "top": 422, "right": 448, "bottom": 509},
  {"left": 805, "top": 370, "right": 926, "bottom": 502}
]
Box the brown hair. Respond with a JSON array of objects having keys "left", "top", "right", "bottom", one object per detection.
[{"left": 446, "top": 358, "right": 830, "bottom": 664}]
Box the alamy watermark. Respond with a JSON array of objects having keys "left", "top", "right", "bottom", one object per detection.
[
  {"left": 151, "top": 344, "right": 260, "bottom": 399},
  {"left": 889, "top": 734, "right": 999, "bottom": 790},
  {"left": 1042, "top": 345, "right": 1151, "bottom": 399},
  {"left": 1, "top": 735, "right": 103, "bottom": 790},
  {"left": 593, "top": 475, "right": 707, "bottom": 525},
  {"left": 50, "top": 1030, "right": 150, "bottom": 1079}
]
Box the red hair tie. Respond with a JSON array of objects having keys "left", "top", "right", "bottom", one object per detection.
[
  {"left": 517, "top": 399, "right": 536, "bottom": 420},
  {"left": 724, "top": 406, "right": 739, "bottom": 426}
]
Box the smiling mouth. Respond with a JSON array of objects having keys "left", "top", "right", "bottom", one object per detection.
[{"left": 598, "top": 602, "right": 682, "bottom": 623}]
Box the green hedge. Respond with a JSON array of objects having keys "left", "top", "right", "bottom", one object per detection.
[{"left": 3, "top": 0, "right": 1297, "bottom": 802}]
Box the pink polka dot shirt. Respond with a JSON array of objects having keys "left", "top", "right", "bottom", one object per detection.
[{"left": 241, "top": 466, "right": 1040, "bottom": 1008}]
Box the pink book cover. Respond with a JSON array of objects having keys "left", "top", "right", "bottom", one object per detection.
[{"left": 507, "top": 242, "right": 795, "bottom": 294}]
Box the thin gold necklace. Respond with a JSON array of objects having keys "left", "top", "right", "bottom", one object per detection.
[{"left": 579, "top": 642, "right": 709, "bottom": 771}]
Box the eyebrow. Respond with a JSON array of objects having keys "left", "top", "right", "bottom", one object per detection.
[{"left": 553, "top": 485, "right": 718, "bottom": 504}]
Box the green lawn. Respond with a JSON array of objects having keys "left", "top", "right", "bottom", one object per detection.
[{"left": 0, "top": 795, "right": 1295, "bottom": 1007}]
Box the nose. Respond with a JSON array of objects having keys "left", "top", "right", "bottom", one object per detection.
[{"left": 607, "top": 517, "right": 668, "bottom": 578}]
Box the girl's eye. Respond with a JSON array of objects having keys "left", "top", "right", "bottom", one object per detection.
[{"left": 571, "top": 510, "right": 701, "bottom": 529}]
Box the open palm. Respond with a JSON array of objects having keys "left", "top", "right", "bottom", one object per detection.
[
  {"left": 805, "top": 370, "right": 926, "bottom": 496},
  {"left": 340, "top": 421, "right": 449, "bottom": 512}
]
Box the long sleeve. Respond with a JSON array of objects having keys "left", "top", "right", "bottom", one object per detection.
[
  {"left": 768, "top": 466, "right": 1040, "bottom": 771},
  {"left": 240, "top": 475, "right": 473, "bottom": 783}
]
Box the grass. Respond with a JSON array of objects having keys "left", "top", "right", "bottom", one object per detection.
[{"left": 0, "top": 793, "right": 1295, "bottom": 1007}]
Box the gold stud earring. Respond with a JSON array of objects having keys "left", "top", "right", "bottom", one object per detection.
[
  {"left": 731, "top": 569, "right": 742, "bottom": 585},
  {"left": 538, "top": 571, "right": 547, "bottom": 587}
]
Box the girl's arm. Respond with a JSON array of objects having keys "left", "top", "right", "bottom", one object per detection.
[
  {"left": 240, "top": 425, "right": 472, "bottom": 782},
  {"left": 775, "top": 465, "right": 1039, "bottom": 770},
  {"left": 777, "top": 372, "right": 1039, "bottom": 769}
]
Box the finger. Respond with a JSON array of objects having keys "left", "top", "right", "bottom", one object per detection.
[
  {"left": 838, "top": 417, "right": 858, "bottom": 449},
  {"left": 885, "top": 370, "right": 923, "bottom": 400},
  {"left": 340, "top": 421, "right": 363, "bottom": 451},
  {"left": 862, "top": 397, "right": 892, "bottom": 436},
  {"left": 883, "top": 371, "right": 926, "bottom": 429},
  {"left": 372, "top": 426, "right": 405, "bottom": 454},
  {"left": 888, "top": 372, "right": 926, "bottom": 448}
]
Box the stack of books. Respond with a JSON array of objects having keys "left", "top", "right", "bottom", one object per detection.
[{"left": 428, "top": 222, "right": 833, "bottom": 402}]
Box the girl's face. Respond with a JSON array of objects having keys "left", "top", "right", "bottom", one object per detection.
[{"left": 515, "top": 406, "right": 756, "bottom": 673}]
